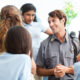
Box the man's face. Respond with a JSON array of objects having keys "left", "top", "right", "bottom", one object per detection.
[
  {"left": 23, "top": 10, "right": 35, "bottom": 24},
  {"left": 48, "top": 16, "right": 64, "bottom": 34}
]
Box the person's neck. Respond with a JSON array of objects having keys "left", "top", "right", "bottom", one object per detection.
[{"left": 55, "top": 30, "right": 66, "bottom": 43}]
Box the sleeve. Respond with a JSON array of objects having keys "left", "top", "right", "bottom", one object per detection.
[
  {"left": 36, "top": 42, "right": 45, "bottom": 67},
  {"left": 39, "top": 23, "right": 47, "bottom": 32},
  {"left": 73, "top": 62, "right": 80, "bottom": 80},
  {"left": 73, "top": 62, "right": 80, "bottom": 76},
  {"left": 19, "top": 57, "right": 32, "bottom": 80}
]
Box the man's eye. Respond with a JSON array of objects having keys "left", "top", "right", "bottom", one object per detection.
[
  {"left": 52, "top": 20, "right": 55, "bottom": 22},
  {"left": 32, "top": 14, "right": 35, "bottom": 16},
  {"left": 26, "top": 14, "right": 30, "bottom": 16}
]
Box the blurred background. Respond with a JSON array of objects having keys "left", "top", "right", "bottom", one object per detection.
[{"left": 0, "top": 0, "right": 80, "bottom": 40}]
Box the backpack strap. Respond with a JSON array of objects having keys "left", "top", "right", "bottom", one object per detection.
[{"left": 70, "top": 32, "right": 79, "bottom": 62}]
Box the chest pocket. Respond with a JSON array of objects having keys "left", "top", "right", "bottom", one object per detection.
[
  {"left": 45, "top": 52, "right": 58, "bottom": 69},
  {"left": 65, "top": 50, "right": 74, "bottom": 66}
]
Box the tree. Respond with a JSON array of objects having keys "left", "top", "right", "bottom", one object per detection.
[{"left": 63, "top": 2, "right": 77, "bottom": 27}]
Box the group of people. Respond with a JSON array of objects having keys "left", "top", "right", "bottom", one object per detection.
[{"left": 0, "top": 3, "right": 80, "bottom": 80}]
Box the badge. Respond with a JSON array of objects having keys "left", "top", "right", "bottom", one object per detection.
[
  {"left": 71, "top": 46, "right": 74, "bottom": 53},
  {"left": 50, "top": 38, "right": 54, "bottom": 42}
]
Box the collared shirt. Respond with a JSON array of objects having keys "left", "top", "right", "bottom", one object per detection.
[
  {"left": 74, "top": 62, "right": 80, "bottom": 80},
  {"left": 23, "top": 22, "right": 47, "bottom": 60},
  {"left": 0, "top": 52, "right": 32, "bottom": 80},
  {"left": 36, "top": 33, "right": 78, "bottom": 80}
]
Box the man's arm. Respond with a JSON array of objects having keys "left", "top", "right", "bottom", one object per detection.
[
  {"left": 65, "top": 66, "right": 74, "bottom": 74},
  {"left": 54, "top": 65, "right": 74, "bottom": 78},
  {"left": 37, "top": 66, "right": 54, "bottom": 76}
]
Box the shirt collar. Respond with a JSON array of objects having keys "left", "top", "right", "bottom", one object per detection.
[
  {"left": 23, "top": 21, "right": 33, "bottom": 26},
  {"left": 51, "top": 33, "right": 69, "bottom": 42}
]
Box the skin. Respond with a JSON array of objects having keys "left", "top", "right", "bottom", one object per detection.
[
  {"left": 23, "top": 10, "right": 53, "bottom": 35},
  {"left": 23, "top": 10, "right": 52, "bottom": 75},
  {"left": 54, "top": 41, "right": 80, "bottom": 77},
  {"left": 48, "top": 16, "right": 66, "bottom": 43},
  {"left": 37, "top": 17, "right": 66, "bottom": 76},
  {"left": 79, "top": 40, "right": 80, "bottom": 47},
  {"left": 76, "top": 53, "right": 80, "bottom": 61},
  {"left": 23, "top": 10, "right": 35, "bottom": 24}
]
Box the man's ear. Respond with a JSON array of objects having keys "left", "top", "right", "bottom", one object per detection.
[{"left": 61, "top": 18, "right": 65, "bottom": 24}]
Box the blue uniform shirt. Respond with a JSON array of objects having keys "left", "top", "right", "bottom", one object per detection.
[
  {"left": 0, "top": 52, "right": 32, "bottom": 80},
  {"left": 74, "top": 62, "right": 80, "bottom": 80},
  {"left": 23, "top": 22, "right": 47, "bottom": 61}
]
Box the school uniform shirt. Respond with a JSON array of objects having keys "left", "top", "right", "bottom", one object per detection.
[
  {"left": 0, "top": 52, "right": 32, "bottom": 80},
  {"left": 74, "top": 62, "right": 80, "bottom": 80},
  {"left": 23, "top": 22, "right": 47, "bottom": 61}
]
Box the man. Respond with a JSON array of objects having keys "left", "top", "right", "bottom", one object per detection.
[{"left": 36, "top": 10, "right": 79, "bottom": 80}]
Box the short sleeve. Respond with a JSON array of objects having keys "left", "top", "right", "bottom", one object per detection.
[
  {"left": 39, "top": 23, "right": 47, "bottom": 32},
  {"left": 73, "top": 62, "right": 80, "bottom": 80},
  {"left": 36, "top": 42, "right": 45, "bottom": 67}
]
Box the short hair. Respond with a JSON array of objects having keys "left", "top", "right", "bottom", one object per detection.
[
  {"left": 79, "top": 31, "right": 80, "bottom": 41},
  {"left": 5, "top": 26, "right": 32, "bottom": 55},
  {"left": 49, "top": 10, "right": 67, "bottom": 26},
  {"left": 20, "top": 3, "right": 36, "bottom": 15}
]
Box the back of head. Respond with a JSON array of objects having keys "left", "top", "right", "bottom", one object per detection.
[
  {"left": 5, "top": 26, "right": 32, "bottom": 55},
  {"left": 49, "top": 10, "right": 67, "bottom": 26},
  {"left": 1, "top": 5, "right": 22, "bottom": 27},
  {"left": 20, "top": 3, "right": 36, "bottom": 15}
]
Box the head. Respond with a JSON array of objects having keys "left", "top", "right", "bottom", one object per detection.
[
  {"left": 5, "top": 26, "right": 32, "bottom": 56},
  {"left": 0, "top": 5, "right": 23, "bottom": 53},
  {"left": 20, "top": 3, "right": 37, "bottom": 24},
  {"left": 1, "top": 5, "right": 23, "bottom": 26},
  {"left": 48, "top": 10, "right": 67, "bottom": 34}
]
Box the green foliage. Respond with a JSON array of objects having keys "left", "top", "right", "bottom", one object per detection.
[{"left": 63, "top": 2, "right": 77, "bottom": 27}]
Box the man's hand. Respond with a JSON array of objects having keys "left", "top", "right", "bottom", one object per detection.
[{"left": 54, "top": 64, "right": 68, "bottom": 78}]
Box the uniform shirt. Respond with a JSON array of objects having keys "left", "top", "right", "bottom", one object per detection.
[
  {"left": 0, "top": 52, "right": 32, "bottom": 80},
  {"left": 23, "top": 22, "right": 47, "bottom": 61},
  {"left": 36, "top": 33, "right": 79, "bottom": 80},
  {"left": 74, "top": 62, "right": 80, "bottom": 80}
]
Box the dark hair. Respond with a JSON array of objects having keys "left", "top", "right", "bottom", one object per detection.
[
  {"left": 79, "top": 31, "right": 80, "bottom": 41},
  {"left": 5, "top": 26, "right": 32, "bottom": 56},
  {"left": 20, "top": 3, "right": 37, "bottom": 22},
  {"left": 49, "top": 10, "right": 67, "bottom": 26}
]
